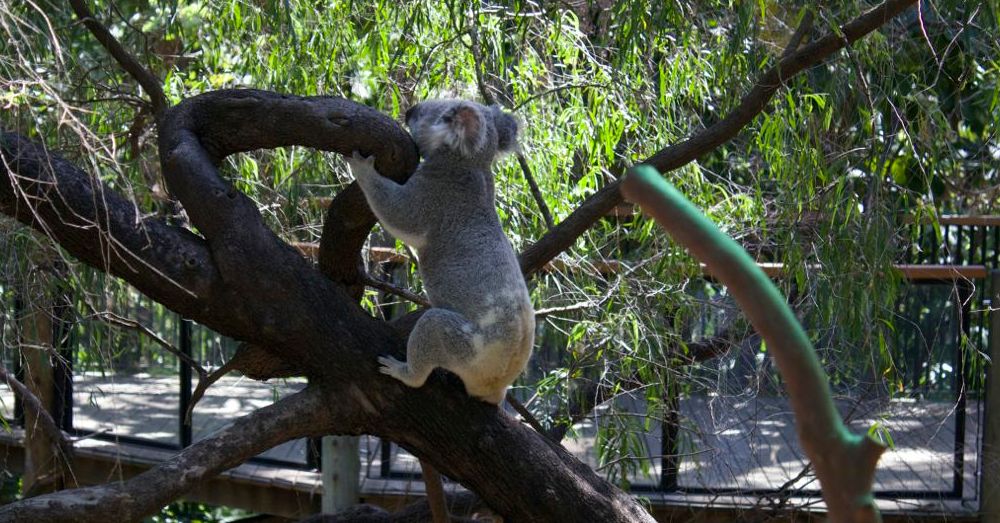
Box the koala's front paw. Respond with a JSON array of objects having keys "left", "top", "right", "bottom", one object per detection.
[{"left": 346, "top": 150, "right": 376, "bottom": 177}]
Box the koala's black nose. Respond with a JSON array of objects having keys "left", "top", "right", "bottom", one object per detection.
[{"left": 404, "top": 105, "right": 419, "bottom": 125}]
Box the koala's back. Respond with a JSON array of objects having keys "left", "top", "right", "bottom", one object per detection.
[
  {"left": 410, "top": 163, "right": 534, "bottom": 395},
  {"left": 413, "top": 164, "right": 531, "bottom": 326}
]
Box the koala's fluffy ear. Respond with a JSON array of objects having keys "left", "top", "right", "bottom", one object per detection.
[
  {"left": 441, "top": 103, "right": 486, "bottom": 157},
  {"left": 491, "top": 105, "right": 520, "bottom": 153}
]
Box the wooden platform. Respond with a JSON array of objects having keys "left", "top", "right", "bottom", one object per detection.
[{"left": 0, "top": 374, "right": 983, "bottom": 519}]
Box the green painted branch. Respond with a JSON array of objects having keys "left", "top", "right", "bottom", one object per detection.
[{"left": 621, "top": 165, "right": 884, "bottom": 523}]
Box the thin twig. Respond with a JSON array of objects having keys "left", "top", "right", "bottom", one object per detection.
[
  {"left": 467, "top": 18, "right": 555, "bottom": 228},
  {"left": 419, "top": 458, "right": 450, "bottom": 523},
  {"left": 467, "top": 25, "right": 498, "bottom": 107},
  {"left": 512, "top": 82, "right": 611, "bottom": 113},
  {"left": 780, "top": 9, "right": 815, "bottom": 60},
  {"left": 85, "top": 309, "right": 208, "bottom": 379},
  {"left": 516, "top": 153, "right": 555, "bottom": 229},
  {"left": 363, "top": 273, "right": 431, "bottom": 308},
  {"left": 505, "top": 391, "right": 545, "bottom": 434}
]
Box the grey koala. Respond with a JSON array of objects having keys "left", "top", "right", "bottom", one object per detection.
[{"left": 347, "top": 99, "right": 534, "bottom": 405}]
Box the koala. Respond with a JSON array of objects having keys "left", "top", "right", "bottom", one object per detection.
[{"left": 346, "top": 99, "right": 534, "bottom": 405}]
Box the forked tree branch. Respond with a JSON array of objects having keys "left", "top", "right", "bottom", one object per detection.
[
  {"left": 0, "top": 386, "right": 336, "bottom": 523},
  {"left": 518, "top": 0, "right": 917, "bottom": 276},
  {"left": 68, "top": 0, "right": 169, "bottom": 117}
]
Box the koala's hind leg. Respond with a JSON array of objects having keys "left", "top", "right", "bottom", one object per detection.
[{"left": 378, "top": 308, "right": 476, "bottom": 389}]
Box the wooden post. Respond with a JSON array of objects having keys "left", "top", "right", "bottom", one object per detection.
[
  {"left": 983, "top": 270, "right": 1000, "bottom": 522},
  {"left": 321, "top": 435, "right": 360, "bottom": 513},
  {"left": 19, "top": 263, "right": 65, "bottom": 496}
]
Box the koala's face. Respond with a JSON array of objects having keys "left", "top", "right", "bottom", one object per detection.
[{"left": 405, "top": 99, "right": 519, "bottom": 160}]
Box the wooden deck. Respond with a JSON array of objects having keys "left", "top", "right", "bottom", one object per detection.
[{"left": 0, "top": 374, "right": 982, "bottom": 512}]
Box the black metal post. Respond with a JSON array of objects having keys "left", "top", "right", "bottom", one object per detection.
[
  {"left": 955, "top": 225, "right": 964, "bottom": 265},
  {"left": 307, "top": 436, "right": 321, "bottom": 470},
  {"left": 52, "top": 289, "right": 74, "bottom": 430},
  {"left": 952, "top": 279, "right": 971, "bottom": 498},
  {"left": 661, "top": 383, "right": 680, "bottom": 491},
  {"left": 179, "top": 317, "right": 193, "bottom": 448},
  {"left": 12, "top": 296, "right": 23, "bottom": 426},
  {"left": 380, "top": 439, "right": 392, "bottom": 478}
]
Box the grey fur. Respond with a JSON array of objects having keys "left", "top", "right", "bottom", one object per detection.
[{"left": 348, "top": 99, "right": 533, "bottom": 404}]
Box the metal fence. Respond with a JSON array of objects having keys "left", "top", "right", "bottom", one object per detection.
[{"left": 0, "top": 216, "right": 995, "bottom": 510}]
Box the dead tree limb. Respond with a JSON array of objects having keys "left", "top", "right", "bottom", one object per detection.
[{"left": 0, "top": 364, "right": 72, "bottom": 457}]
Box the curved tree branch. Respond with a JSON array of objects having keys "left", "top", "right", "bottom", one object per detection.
[
  {"left": 0, "top": 386, "right": 337, "bottom": 523},
  {"left": 68, "top": 0, "right": 169, "bottom": 118},
  {"left": 622, "top": 166, "right": 884, "bottom": 522},
  {"left": 156, "top": 89, "right": 417, "bottom": 364},
  {"left": 518, "top": 0, "right": 917, "bottom": 277},
  {"left": 158, "top": 89, "right": 416, "bottom": 281}
]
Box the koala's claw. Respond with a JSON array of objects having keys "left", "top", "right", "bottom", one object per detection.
[
  {"left": 350, "top": 150, "right": 375, "bottom": 166},
  {"left": 377, "top": 355, "right": 406, "bottom": 378}
]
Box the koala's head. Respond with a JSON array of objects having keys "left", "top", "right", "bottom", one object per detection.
[{"left": 405, "top": 100, "right": 519, "bottom": 160}]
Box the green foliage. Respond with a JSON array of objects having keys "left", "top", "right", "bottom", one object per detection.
[
  {"left": 0, "top": 472, "right": 20, "bottom": 505},
  {"left": 1, "top": 0, "right": 998, "bottom": 487},
  {"left": 147, "top": 501, "right": 253, "bottom": 523}
]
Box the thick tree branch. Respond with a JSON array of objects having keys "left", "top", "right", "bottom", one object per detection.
[
  {"left": 68, "top": 0, "right": 168, "bottom": 118},
  {"left": 0, "top": 386, "right": 337, "bottom": 523},
  {"left": 0, "top": 131, "right": 227, "bottom": 324},
  {"left": 518, "top": 0, "right": 917, "bottom": 276},
  {"left": 157, "top": 89, "right": 416, "bottom": 365},
  {"left": 157, "top": 90, "right": 417, "bottom": 297},
  {"left": 377, "top": 387, "right": 655, "bottom": 523}
]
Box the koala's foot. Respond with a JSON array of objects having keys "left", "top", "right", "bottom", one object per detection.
[{"left": 378, "top": 355, "right": 427, "bottom": 388}]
